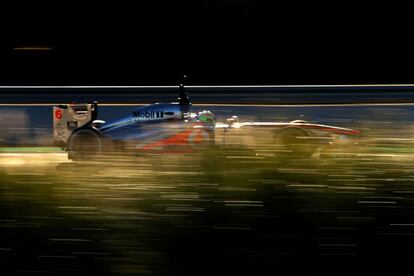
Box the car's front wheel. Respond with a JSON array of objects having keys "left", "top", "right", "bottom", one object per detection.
[{"left": 274, "top": 128, "right": 315, "bottom": 159}]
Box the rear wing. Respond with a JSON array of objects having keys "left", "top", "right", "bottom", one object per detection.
[{"left": 53, "top": 102, "right": 98, "bottom": 147}]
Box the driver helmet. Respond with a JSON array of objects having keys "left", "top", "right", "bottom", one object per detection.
[{"left": 196, "top": 110, "right": 216, "bottom": 125}]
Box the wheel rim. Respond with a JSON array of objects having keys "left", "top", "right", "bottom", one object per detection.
[{"left": 276, "top": 128, "right": 310, "bottom": 157}]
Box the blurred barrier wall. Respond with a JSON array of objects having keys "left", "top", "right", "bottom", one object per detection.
[
  {"left": 2, "top": 85, "right": 414, "bottom": 146},
  {"left": 2, "top": 85, "right": 414, "bottom": 104}
]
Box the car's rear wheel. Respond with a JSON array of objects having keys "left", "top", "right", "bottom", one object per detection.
[{"left": 68, "top": 128, "right": 103, "bottom": 161}]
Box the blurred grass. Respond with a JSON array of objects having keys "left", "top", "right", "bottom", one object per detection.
[{"left": 0, "top": 147, "right": 63, "bottom": 153}]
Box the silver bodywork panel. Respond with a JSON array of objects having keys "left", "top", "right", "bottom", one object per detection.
[{"left": 53, "top": 103, "right": 96, "bottom": 146}]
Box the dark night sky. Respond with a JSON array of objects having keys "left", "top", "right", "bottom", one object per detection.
[{"left": 1, "top": 1, "right": 414, "bottom": 85}]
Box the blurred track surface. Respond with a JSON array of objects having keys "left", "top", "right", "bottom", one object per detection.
[{"left": 1, "top": 139, "right": 414, "bottom": 275}]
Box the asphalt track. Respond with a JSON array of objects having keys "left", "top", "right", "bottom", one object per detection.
[{"left": 1, "top": 145, "right": 414, "bottom": 275}]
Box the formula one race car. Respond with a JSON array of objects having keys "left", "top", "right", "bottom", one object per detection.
[{"left": 53, "top": 84, "right": 360, "bottom": 160}]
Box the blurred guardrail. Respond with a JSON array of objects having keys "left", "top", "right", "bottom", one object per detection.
[
  {"left": 2, "top": 85, "right": 414, "bottom": 146},
  {"left": 2, "top": 84, "right": 414, "bottom": 104}
]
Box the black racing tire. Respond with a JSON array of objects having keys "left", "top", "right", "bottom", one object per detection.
[
  {"left": 67, "top": 128, "right": 103, "bottom": 161},
  {"left": 274, "top": 127, "right": 315, "bottom": 159}
]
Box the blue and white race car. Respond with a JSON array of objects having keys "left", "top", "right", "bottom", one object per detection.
[{"left": 53, "top": 84, "right": 360, "bottom": 160}]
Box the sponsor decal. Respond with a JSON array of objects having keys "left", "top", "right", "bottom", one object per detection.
[
  {"left": 132, "top": 110, "right": 166, "bottom": 119},
  {"left": 67, "top": 121, "right": 78, "bottom": 129},
  {"left": 55, "top": 109, "right": 62, "bottom": 120},
  {"left": 139, "top": 127, "right": 212, "bottom": 154}
]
